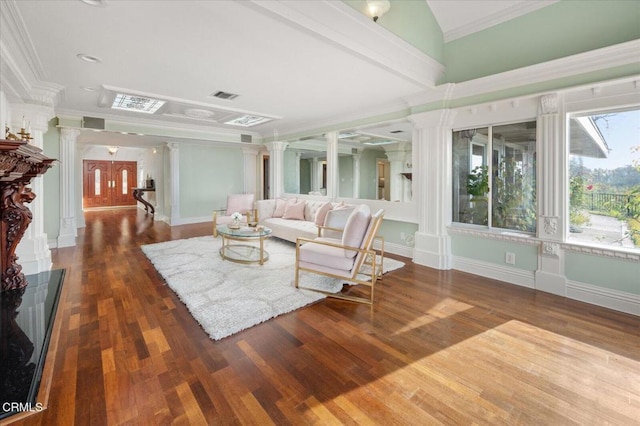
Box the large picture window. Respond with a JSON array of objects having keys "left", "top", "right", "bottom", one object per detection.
[
  {"left": 568, "top": 108, "right": 640, "bottom": 249},
  {"left": 452, "top": 121, "right": 537, "bottom": 233}
]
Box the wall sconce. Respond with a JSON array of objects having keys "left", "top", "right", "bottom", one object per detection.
[
  {"left": 108, "top": 146, "right": 119, "bottom": 155},
  {"left": 366, "top": 0, "right": 390, "bottom": 22}
]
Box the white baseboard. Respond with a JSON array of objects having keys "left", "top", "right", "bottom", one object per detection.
[
  {"left": 453, "top": 256, "right": 535, "bottom": 288},
  {"left": 567, "top": 281, "right": 639, "bottom": 316},
  {"left": 379, "top": 241, "right": 413, "bottom": 258}
]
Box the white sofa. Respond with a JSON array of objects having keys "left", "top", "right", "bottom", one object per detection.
[{"left": 256, "top": 198, "right": 353, "bottom": 243}]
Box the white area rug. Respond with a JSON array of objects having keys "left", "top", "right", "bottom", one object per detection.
[{"left": 141, "top": 236, "right": 404, "bottom": 340}]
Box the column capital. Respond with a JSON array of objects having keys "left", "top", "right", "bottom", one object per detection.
[
  {"left": 539, "top": 93, "right": 559, "bottom": 115},
  {"left": 60, "top": 127, "right": 81, "bottom": 140},
  {"left": 263, "top": 141, "right": 289, "bottom": 152},
  {"left": 10, "top": 103, "right": 55, "bottom": 133}
]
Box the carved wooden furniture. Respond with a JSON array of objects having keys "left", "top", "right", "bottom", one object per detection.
[
  {"left": 0, "top": 140, "right": 54, "bottom": 292},
  {"left": 133, "top": 187, "right": 155, "bottom": 214}
]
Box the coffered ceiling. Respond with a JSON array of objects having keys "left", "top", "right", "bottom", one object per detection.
[{"left": 1, "top": 0, "right": 556, "bottom": 143}]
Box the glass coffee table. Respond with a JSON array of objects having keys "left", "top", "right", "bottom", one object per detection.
[{"left": 216, "top": 225, "right": 272, "bottom": 265}]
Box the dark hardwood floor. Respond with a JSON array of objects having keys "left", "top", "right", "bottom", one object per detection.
[{"left": 6, "top": 208, "right": 640, "bottom": 425}]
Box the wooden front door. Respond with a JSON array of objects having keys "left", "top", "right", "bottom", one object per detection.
[{"left": 83, "top": 160, "right": 137, "bottom": 208}]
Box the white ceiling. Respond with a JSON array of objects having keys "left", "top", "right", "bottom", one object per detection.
[{"left": 4, "top": 0, "right": 556, "bottom": 145}]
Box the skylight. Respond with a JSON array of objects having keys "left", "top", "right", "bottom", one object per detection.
[
  {"left": 224, "top": 115, "right": 272, "bottom": 127},
  {"left": 111, "top": 94, "right": 166, "bottom": 114}
]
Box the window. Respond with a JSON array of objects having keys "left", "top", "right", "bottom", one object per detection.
[
  {"left": 452, "top": 121, "right": 537, "bottom": 233},
  {"left": 568, "top": 108, "right": 640, "bottom": 249}
]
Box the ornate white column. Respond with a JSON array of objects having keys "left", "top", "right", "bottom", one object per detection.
[
  {"left": 352, "top": 153, "right": 361, "bottom": 198},
  {"left": 57, "top": 127, "right": 80, "bottom": 247},
  {"left": 167, "top": 142, "right": 180, "bottom": 225},
  {"left": 535, "top": 93, "right": 567, "bottom": 296},
  {"left": 264, "top": 141, "right": 288, "bottom": 198},
  {"left": 242, "top": 147, "right": 259, "bottom": 196},
  {"left": 294, "top": 152, "right": 301, "bottom": 194},
  {"left": 325, "top": 132, "right": 338, "bottom": 199},
  {"left": 409, "top": 109, "right": 456, "bottom": 269},
  {"left": 13, "top": 104, "right": 55, "bottom": 271}
]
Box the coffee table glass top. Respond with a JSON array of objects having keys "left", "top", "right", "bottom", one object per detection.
[{"left": 216, "top": 225, "right": 272, "bottom": 238}]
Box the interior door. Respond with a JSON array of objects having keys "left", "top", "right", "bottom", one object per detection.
[{"left": 83, "top": 160, "right": 137, "bottom": 208}]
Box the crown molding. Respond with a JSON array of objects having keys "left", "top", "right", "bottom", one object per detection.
[
  {"left": 451, "top": 39, "right": 640, "bottom": 102},
  {"left": 245, "top": 0, "right": 444, "bottom": 88},
  {"left": 443, "top": 1, "right": 557, "bottom": 43},
  {"left": 0, "top": 1, "right": 64, "bottom": 106}
]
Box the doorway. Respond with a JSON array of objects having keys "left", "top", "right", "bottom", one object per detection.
[{"left": 83, "top": 160, "right": 137, "bottom": 208}]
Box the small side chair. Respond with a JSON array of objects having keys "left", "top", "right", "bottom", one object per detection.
[
  {"left": 294, "top": 206, "right": 385, "bottom": 304},
  {"left": 212, "top": 193, "right": 256, "bottom": 237}
]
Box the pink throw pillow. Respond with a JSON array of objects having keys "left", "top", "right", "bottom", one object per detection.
[
  {"left": 272, "top": 198, "right": 291, "bottom": 218},
  {"left": 283, "top": 200, "right": 306, "bottom": 220},
  {"left": 314, "top": 202, "right": 333, "bottom": 226}
]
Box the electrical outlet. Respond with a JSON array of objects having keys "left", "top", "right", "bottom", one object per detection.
[
  {"left": 400, "top": 232, "right": 406, "bottom": 241},
  {"left": 505, "top": 252, "right": 516, "bottom": 265}
]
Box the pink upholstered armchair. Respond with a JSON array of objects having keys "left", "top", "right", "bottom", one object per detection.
[
  {"left": 294, "top": 205, "right": 385, "bottom": 304},
  {"left": 212, "top": 193, "right": 256, "bottom": 237}
]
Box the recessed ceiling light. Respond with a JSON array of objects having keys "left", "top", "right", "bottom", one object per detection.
[
  {"left": 81, "top": 86, "right": 96, "bottom": 92},
  {"left": 77, "top": 53, "right": 102, "bottom": 63},
  {"left": 224, "top": 115, "right": 272, "bottom": 127},
  {"left": 111, "top": 93, "right": 166, "bottom": 114}
]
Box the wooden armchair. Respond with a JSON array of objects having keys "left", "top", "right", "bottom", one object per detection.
[
  {"left": 212, "top": 193, "right": 256, "bottom": 237},
  {"left": 294, "top": 205, "right": 385, "bottom": 304}
]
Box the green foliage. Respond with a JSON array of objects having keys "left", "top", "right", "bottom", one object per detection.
[
  {"left": 466, "top": 166, "right": 489, "bottom": 197},
  {"left": 492, "top": 158, "right": 536, "bottom": 232}
]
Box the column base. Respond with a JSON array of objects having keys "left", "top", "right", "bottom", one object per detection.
[
  {"left": 57, "top": 217, "right": 77, "bottom": 248},
  {"left": 412, "top": 232, "right": 452, "bottom": 270},
  {"left": 15, "top": 235, "right": 52, "bottom": 275}
]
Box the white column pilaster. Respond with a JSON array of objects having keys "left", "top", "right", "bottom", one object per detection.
[
  {"left": 167, "top": 142, "right": 180, "bottom": 225},
  {"left": 294, "top": 152, "right": 301, "bottom": 194},
  {"left": 384, "top": 147, "right": 406, "bottom": 202},
  {"left": 409, "top": 109, "right": 456, "bottom": 269},
  {"left": 310, "top": 158, "right": 319, "bottom": 192},
  {"left": 264, "top": 141, "right": 288, "bottom": 198},
  {"left": 325, "top": 132, "right": 338, "bottom": 199},
  {"left": 57, "top": 127, "right": 80, "bottom": 247},
  {"left": 535, "top": 93, "right": 567, "bottom": 296},
  {"left": 13, "top": 104, "right": 55, "bottom": 271}
]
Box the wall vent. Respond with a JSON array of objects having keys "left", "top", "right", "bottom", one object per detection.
[
  {"left": 82, "top": 116, "right": 105, "bottom": 129},
  {"left": 211, "top": 91, "right": 239, "bottom": 100},
  {"left": 390, "top": 130, "right": 404, "bottom": 134},
  {"left": 241, "top": 134, "right": 252, "bottom": 143}
]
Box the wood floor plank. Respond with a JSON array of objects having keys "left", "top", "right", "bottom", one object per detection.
[{"left": 5, "top": 208, "right": 639, "bottom": 425}]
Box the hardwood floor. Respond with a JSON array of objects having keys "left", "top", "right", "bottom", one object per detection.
[{"left": 6, "top": 208, "right": 640, "bottom": 425}]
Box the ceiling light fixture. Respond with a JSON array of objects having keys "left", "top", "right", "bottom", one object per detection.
[
  {"left": 366, "top": 0, "right": 390, "bottom": 22},
  {"left": 224, "top": 115, "right": 272, "bottom": 127},
  {"left": 77, "top": 53, "right": 102, "bottom": 63},
  {"left": 80, "top": 0, "right": 106, "bottom": 6},
  {"left": 81, "top": 86, "right": 96, "bottom": 92},
  {"left": 111, "top": 93, "right": 166, "bottom": 114},
  {"left": 107, "top": 146, "right": 119, "bottom": 155}
]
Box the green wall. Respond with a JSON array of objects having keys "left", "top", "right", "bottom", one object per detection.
[
  {"left": 42, "top": 120, "right": 61, "bottom": 239},
  {"left": 443, "top": 0, "right": 640, "bottom": 83},
  {"left": 379, "top": 219, "right": 418, "bottom": 246},
  {"left": 565, "top": 252, "right": 639, "bottom": 294},
  {"left": 338, "top": 155, "right": 354, "bottom": 198},
  {"left": 179, "top": 144, "right": 245, "bottom": 217},
  {"left": 343, "top": 0, "right": 444, "bottom": 62},
  {"left": 451, "top": 234, "right": 538, "bottom": 271}
]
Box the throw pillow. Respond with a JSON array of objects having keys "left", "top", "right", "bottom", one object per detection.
[
  {"left": 273, "top": 198, "right": 292, "bottom": 218},
  {"left": 314, "top": 202, "right": 333, "bottom": 226},
  {"left": 283, "top": 200, "right": 306, "bottom": 220}
]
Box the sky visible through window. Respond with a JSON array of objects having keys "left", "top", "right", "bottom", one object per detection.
[{"left": 581, "top": 109, "right": 640, "bottom": 170}]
